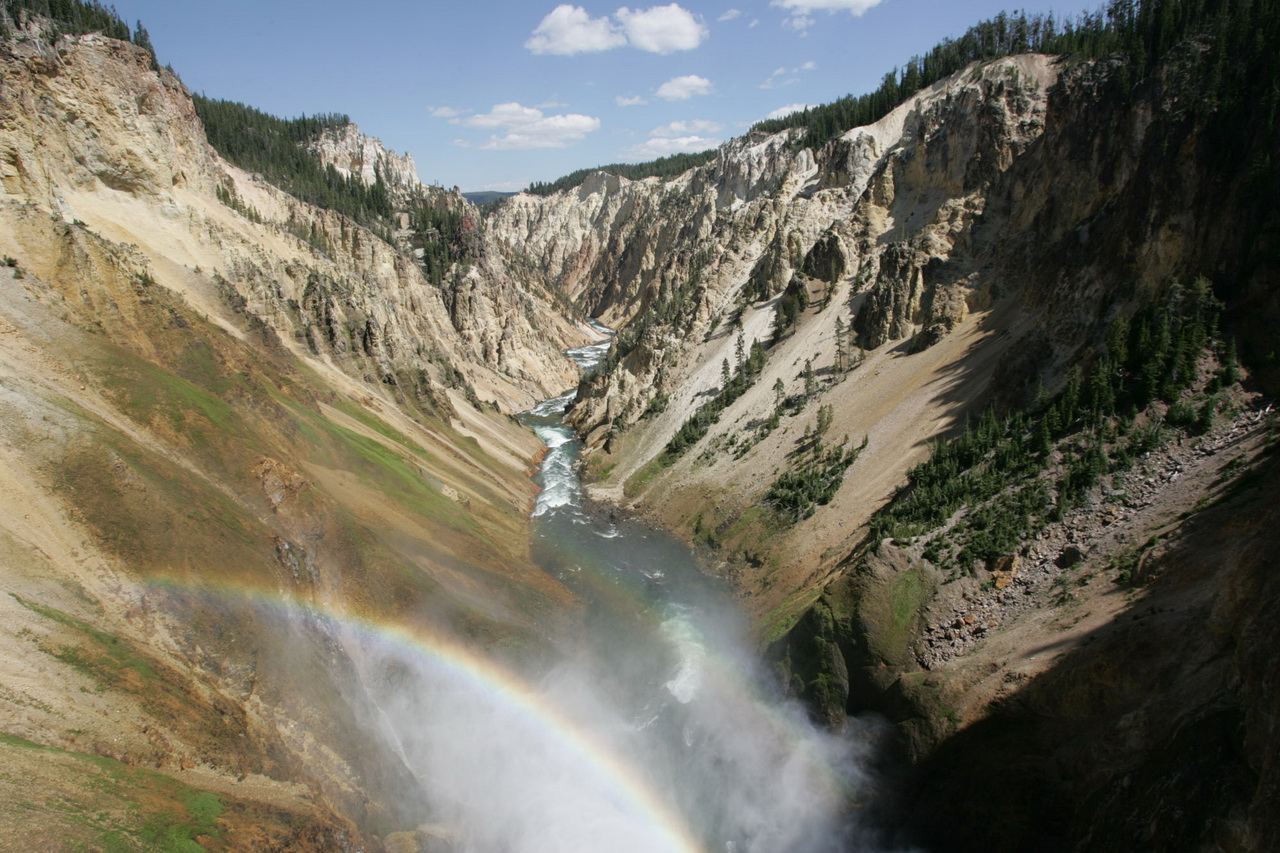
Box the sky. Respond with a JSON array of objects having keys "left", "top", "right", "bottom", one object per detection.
[{"left": 108, "top": 0, "right": 1090, "bottom": 192}]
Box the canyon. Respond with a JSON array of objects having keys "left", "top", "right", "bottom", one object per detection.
[
  {"left": 0, "top": 5, "right": 1278, "bottom": 852},
  {"left": 484, "top": 37, "right": 1280, "bottom": 853}
]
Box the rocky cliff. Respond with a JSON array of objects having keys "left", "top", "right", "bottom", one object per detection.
[
  {"left": 485, "top": 49, "right": 1278, "bottom": 618},
  {"left": 486, "top": 54, "right": 1068, "bottom": 617},
  {"left": 309, "top": 121, "right": 422, "bottom": 192},
  {"left": 0, "top": 31, "right": 584, "bottom": 414},
  {"left": 0, "top": 24, "right": 590, "bottom": 851}
]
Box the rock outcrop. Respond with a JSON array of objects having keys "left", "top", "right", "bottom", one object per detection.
[{"left": 309, "top": 121, "right": 422, "bottom": 191}]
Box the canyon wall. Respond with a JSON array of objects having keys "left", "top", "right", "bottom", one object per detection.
[
  {"left": 486, "top": 54, "right": 1076, "bottom": 617},
  {"left": 486, "top": 50, "right": 1277, "bottom": 623},
  {"left": 484, "top": 48, "right": 1280, "bottom": 850},
  {"left": 0, "top": 27, "right": 589, "bottom": 850}
]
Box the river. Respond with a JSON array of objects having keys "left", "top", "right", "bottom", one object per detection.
[
  {"left": 351, "top": 329, "right": 893, "bottom": 852},
  {"left": 507, "top": 330, "right": 889, "bottom": 852}
]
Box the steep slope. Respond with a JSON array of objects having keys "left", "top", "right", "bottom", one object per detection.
[
  {"left": 0, "top": 24, "right": 590, "bottom": 850},
  {"left": 485, "top": 32, "right": 1280, "bottom": 852},
  {"left": 889, "top": 415, "right": 1280, "bottom": 852},
  {"left": 2, "top": 32, "right": 584, "bottom": 412},
  {"left": 488, "top": 47, "right": 1277, "bottom": 625},
  {"left": 488, "top": 54, "right": 1067, "bottom": 626}
]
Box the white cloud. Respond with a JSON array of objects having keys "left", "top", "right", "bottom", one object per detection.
[
  {"left": 760, "top": 60, "right": 816, "bottom": 89},
  {"left": 650, "top": 119, "right": 723, "bottom": 137},
  {"left": 625, "top": 135, "right": 721, "bottom": 158},
  {"left": 772, "top": 0, "right": 885, "bottom": 32},
  {"left": 452, "top": 139, "right": 472, "bottom": 147},
  {"left": 748, "top": 17, "right": 760, "bottom": 27},
  {"left": 617, "top": 4, "right": 708, "bottom": 54},
  {"left": 761, "top": 68, "right": 794, "bottom": 89},
  {"left": 718, "top": 8, "right": 742, "bottom": 21},
  {"left": 772, "top": 0, "right": 885, "bottom": 13},
  {"left": 655, "top": 74, "right": 714, "bottom": 100},
  {"left": 764, "top": 102, "right": 813, "bottom": 120},
  {"left": 525, "top": 5, "right": 625, "bottom": 55},
  {"left": 526, "top": 3, "right": 707, "bottom": 55},
  {"left": 482, "top": 115, "right": 602, "bottom": 149},
  {"left": 627, "top": 117, "right": 723, "bottom": 158},
  {"left": 455, "top": 103, "right": 601, "bottom": 149},
  {"left": 430, "top": 106, "right": 463, "bottom": 118},
  {"left": 456, "top": 103, "right": 543, "bottom": 129},
  {"left": 616, "top": 94, "right": 648, "bottom": 106}
]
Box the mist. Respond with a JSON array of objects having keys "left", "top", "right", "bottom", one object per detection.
[
  {"left": 334, "top": 341, "right": 902, "bottom": 852},
  {"left": 347, "top": 598, "right": 892, "bottom": 852}
]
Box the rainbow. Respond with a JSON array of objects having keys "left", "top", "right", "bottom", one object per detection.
[{"left": 144, "top": 578, "right": 706, "bottom": 853}]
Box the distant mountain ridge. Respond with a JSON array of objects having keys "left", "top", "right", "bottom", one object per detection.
[{"left": 462, "top": 190, "right": 517, "bottom": 205}]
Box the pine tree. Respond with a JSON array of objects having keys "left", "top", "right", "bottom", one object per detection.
[
  {"left": 132, "top": 20, "right": 158, "bottom": 71},
  {"left": 834, "top": 317, "right": 847, "bottom": 373},
  {"left": 816, "top": 404, "right": 834, "bottom": 437},
  {"left": 747, "top": 340, "right": 767, "bottom": 377},
  {"left": 1220, "top": 337, "right": 1239, "bottom": 386},
  {"left": 1036, "top": 420, "right": 1053, "bottom": 456}
]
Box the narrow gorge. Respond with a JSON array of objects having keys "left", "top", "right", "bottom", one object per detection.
[{"left": 0, "top": 1, "right": 1277, "bottom": 851}]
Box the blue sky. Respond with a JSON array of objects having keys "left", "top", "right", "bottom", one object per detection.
[{"left": 110, "top": 0, "right": 1087, "bottom": 192}]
